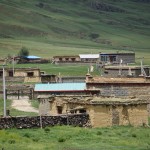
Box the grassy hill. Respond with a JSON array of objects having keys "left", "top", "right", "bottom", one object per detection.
[{"left": 0, "top": 0, "right": 150, "bottom": 63}]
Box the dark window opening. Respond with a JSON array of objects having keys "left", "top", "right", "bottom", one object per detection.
[
  {"left": 59, "top": 58, "right": 62, "bottom": 61},
  {"left": 109, "top": 56, "right": 116, "bottom": 62},
  {"left": 79, "top": 109, "right": 86, "bottom": 113},
  {"left": 71, "top": 58, "right": 75, "bottom": 61},
  {"left": 27, "top": 72, "right": 34, "bottom": 77},
  {"left": 9, "top": 71, "right": 13, "bottom": 77},
  {"left": 65, "top": 58, "right": 69, "bottom": 61},
  {"left": 101, "top": 56, "right": 107, "bottom": 62},
  {"left": 0, "top": 71, "right": 3, "bottom": 77},
  {"left": 104, "top": 71, "right": 108, "bottom": 74},
  {"left": 57, "top": 106, "right": 63, "bottom": 114}
]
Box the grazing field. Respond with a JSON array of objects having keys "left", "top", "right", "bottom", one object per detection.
[
  {"left": 0, "top": 126, "right": 150, "bottom": 150},
  {"left": 8, "top": 63, "right": 100, "bottom": 76}
]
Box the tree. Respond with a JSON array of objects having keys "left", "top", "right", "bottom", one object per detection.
[{"left": 18, "top": 47, "right": 29, "bottom": 57}]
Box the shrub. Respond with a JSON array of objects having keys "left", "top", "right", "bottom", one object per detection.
[
  {"left": 8, "top": 139, "right": 15, "bottom": 144},
  {"left": 18, "top": 47, "right": 29, "bottom": 57},
  {"left": 89, "top": 33, "right": 99, "bottom": 39},
  {"left": 58, "top": 137, "right": 66, "bottom": 142},
  {"left": 131, "top": 133, "right": 137, "bottom": 138},
  {"left": 23, "top": 133, "right": 31, "bottom": 138},
  {"left": 97, "top": 131, "right": 102, "bottom": 135},
  {"left": 44, "top": 127, "right": 50, "bottom": 133},
  {"left": 32, "top": 137, "right": 39, "bottom": 142}
]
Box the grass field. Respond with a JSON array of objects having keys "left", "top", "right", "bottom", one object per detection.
[
  {"left": 7, "top": 63, "right": 100, "bottom": 76},
  {"left": 0, "top": 125, "right": 150, "bottom": 150}
]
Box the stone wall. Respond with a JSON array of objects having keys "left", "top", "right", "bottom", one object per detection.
[
  {"left": 24, "top": 76, "right": 41, "bottom": 83},
  {"left": 90, "top": 104, "right": 148, "bottom": 128},
  {"left": 0, "top": 114, "right": 90, "bottom": 129},
  {"left": 103, "top": 68, "right": 149, "bottom": 77},
  {"left": 87, "top": 83, "right": 150, "bottom": 98}
]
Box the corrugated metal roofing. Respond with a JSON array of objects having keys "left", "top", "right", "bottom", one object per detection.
[
  {"left": 34, "top": 83, "right": 86, "bottom": 92},
  {"left": 79, "top": 54, "right": 99, "bottom": 59},
  {"left": 24, "top": 55, "right": 41, "bottom": 59}
]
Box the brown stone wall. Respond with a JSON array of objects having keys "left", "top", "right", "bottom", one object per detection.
[
  {"left": 24, "top": 77, "right": 41, "bottom": 82},
  {"left": 87, "top": 84, "right": 150, "bottom": 98},
  {"left": 14, "top": 70, "right": 40, "bottom": 77},
  {"left": 89, "top": 105, "right": 112, "bottom": 127},
  {"left": 89, "top": 104, "right": 148, "bottom": 128},
  {"left": 126, "top": 104, "right": 148, "bottom": 126}
]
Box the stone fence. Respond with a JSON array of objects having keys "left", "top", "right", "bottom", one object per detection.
[{"left": 0, "top": 114, "right": 90, "bottom": 129}]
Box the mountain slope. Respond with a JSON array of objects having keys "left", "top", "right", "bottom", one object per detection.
[{"left": 0, "top": 0, "right": 150, "bottom": 58}]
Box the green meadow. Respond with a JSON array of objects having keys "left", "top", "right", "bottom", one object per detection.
[{"left": 0, "top": 125, "right": 150, "bottom": 150}]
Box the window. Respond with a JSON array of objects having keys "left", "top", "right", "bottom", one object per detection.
[
  {"left": 0, "top": 71, "right": 3, "bottom": 77},
  {"left": 9, "top": 71, "right": 13, "bottom": 77},
  {"left": 65, "top": 58, "right": 69, "bottom": 61},
  {"left": 101, "top": 56, "right": 107, "bottom": 62},
  {"left": 59, "top": 58, "right": 62, "bottom": 61},
  {"left": 57, "top": 106, "right": 63, "bottom": 114},
  {"left": 27, "top": 72, "right": 34, "bottom": 77},
  {"left": 79, "top": 109, "right": 86, "bottom": 113},
  {"left": 71, "top": 58, "right": 75, "bottom": 61}
]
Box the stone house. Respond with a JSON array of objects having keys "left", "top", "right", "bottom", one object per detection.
[
  {"left": 34, "top": 82, "right": 99, "bottom": 98},
  {"left": 79, "top": 54, "right": 99, "bottom": 63},
  {"left": 0, "top": 68, "right": 41, "bottom": 82},
  {"left": 38, "top": 95, "right": 149, "bottom": 127},
  {"left": 53, "top": 55, "right": 80, "bottom": 64},
  {"left": 53, "top": 54, "right": 99, "bottom": 64},
  {"left": 100, "top": 52, "right": 135, "bottom": 64},
  {"left": 86, "top": 75, "right": 150, "bottom": 98},
  {"left": 20, "top": 55, "right": 41, "bottom": 63},
  {"left": 103, "top": 65, "right": 150, "bottom": 77}
]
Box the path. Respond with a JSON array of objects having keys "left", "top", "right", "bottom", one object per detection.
[{"left": 11, "top": 98, "right": 38, "bottom": 113}]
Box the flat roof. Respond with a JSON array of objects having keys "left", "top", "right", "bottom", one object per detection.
[
  {"left": 37, "top": 95, "right": 149, "bottom": 105},
  {"left": 100, "top": 52, "right": 135, "bottom": 56},
  {"left": 79, "top": 54, "right": 99, "bottom": 59},
  {"left": 68, "top": 96, "right": 150, "bottom": 105},
  {"left": 34, "top": 83, "right": 86, "bottom": 92},
  {"left": 23, "top": 56, "right": 41, "bottom": 59},
  {"left": 86, "top": 77, "right": 150, "bottom": 83}
]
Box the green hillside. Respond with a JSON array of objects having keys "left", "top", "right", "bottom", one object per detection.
[{"left": 0, "top": 0, "right": 150, "bottom": 62}]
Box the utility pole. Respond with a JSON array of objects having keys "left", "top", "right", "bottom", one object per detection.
[
  {"left": 2, "top": 65, "right": 7, "bottom": 117},
  {"left": 12, "top": 55, "right": 15, "bottom": 76}
]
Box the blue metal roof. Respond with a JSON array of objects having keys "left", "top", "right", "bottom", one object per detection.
[
  {"left": 34, "top": 83, "right": 86, "bottom": 92},
  {"left": 24, "top": 55, "right": 41, "bottom": 59}
]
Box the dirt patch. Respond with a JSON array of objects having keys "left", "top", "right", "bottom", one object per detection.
[{"left": 11, "top": 98, "right": 38, "bottom": 113}]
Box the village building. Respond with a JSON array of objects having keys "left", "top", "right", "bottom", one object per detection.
[
  {"left": 38, "top": 95, "right": 149, "bottom": 127},
  {"left": 52, "top": 54, "right": 99, "bottom": 64},
  {"left": 100, "top": 52, "right": 135, "bottom": 64},
  {"left": 61, "top": 76, "right": 85, "bottom": 83},
  {"left": 19, "top": 55, "right": 41, "bottom": 63},
  {"left": 86, "top": 75, "right": 150, "bottom": 98},
  {"left": 41, "top": 74, "right": 58, "bottom": 83},
  {"left": 52, "top": 55, "right": 80, "bottom": 64},
  {"left": 34, "top": 83, "right": 98, "bottom": 97},
  {"left": 0, "top": 68, "right": 41, "bottom": 82},
  {"left": 79, "top": 54, "right": 99, "bottom": 63},
  {"left": 103, "top": 65, "right": 150, "bottom": 77}
]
